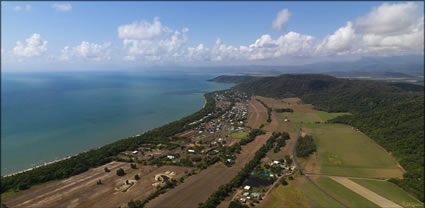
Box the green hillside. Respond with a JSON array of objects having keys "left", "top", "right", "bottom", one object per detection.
[{"left": 231, "top": 74, "right": 424, "bottom": 201}]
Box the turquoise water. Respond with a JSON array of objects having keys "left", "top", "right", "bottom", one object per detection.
[{"left": 1, "top": 71, "right": 233, "bottom": 175}]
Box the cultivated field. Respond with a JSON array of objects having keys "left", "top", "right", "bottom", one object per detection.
[
  {"left": 351, "top": 178, "right": 424, "bottom": 208},
  {"left": 145, "top": 132, "right": 272, "bottom": 208},
  {"left": 303, "top": 123, "right": 404, "bottom": 179},
  {"left": 313, "top": 176, "right": 380, "bottom": 208},
  {"left": 2, "top": 162, "right": 192, "bottom": 208},
  {"left": 259, "top": 175, "right": 343, "bottom": 208}
]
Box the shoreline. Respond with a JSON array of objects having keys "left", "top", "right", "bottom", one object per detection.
[
  {"left": 2, "top": 131, "right": 145, "bottom": 177},
  {"left": 3, "top": 91, "right": 213, "bottom": 177}
]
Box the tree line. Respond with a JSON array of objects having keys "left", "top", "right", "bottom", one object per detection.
[
  {"left": 234, "top": 74, "right": 424, "bottom": 201},
  {"left": 198, "top": 131, "right": 287, "bottom": 208}
]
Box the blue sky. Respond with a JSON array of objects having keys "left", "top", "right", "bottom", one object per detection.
[{"left": 1, "top": 1, "right": 424, "bottom": 71}]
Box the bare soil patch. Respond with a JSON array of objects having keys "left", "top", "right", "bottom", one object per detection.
[{"left": 3, "top": 162, "right": 192, "bottom": 208}]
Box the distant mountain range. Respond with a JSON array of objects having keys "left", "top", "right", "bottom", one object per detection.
[{"left": 199, "top": 55, "right": 424, "bottom": 77}]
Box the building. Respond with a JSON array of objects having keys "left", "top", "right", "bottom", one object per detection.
[
  {"left": 167, "top": 155, "right": 175, "bottom": 160},
  {"left": 188, "top": 149, "right": 195, "bottom": 153},
  {"left": 243, "top": 185, "right": 251, "bottom": 190},
  {"left": 132, "top": 151, "right": 139, "bottom": 154}
]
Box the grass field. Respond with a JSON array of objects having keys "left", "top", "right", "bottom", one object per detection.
[
  {"left": 260, "top": 176, "right": 343, "bottom": 208},
  {"left": 351, "top": 178, "right": 424, "bottom": 208},
  {"left": 314, "top": 177, "right": 380, "bottom": 208},
  {"left": 230, "top": 131, "right": 248, "bottom": 139},
  {"left": 302, "top": 123, "right": 403, "bottom": 179}
]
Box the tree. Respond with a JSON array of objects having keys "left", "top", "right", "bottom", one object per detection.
[
  {"left": 280, "top": 178, "right": 288, "bottom": 186},
  {"left": 130, "top": 163, "right": 137, "bottom": 169},
  {"left": 116, "top": 168, "right": 125, "bottom": 176},
  {"left": 229, "top": 200, "right": 249, "bottom": 208},
  {"left": 104, "top": 167, "right": 110, "bottom": 172},
  {"left": 96, "top": 179, "right": 102, "bottom": 185},
  {"left": 134, "top": 174, "right": 140, "bottom": 180}
]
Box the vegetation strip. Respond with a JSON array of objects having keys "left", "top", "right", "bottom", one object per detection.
[
  {"left": 198, "top": 132, "right": 283, "bottom": 208},
  {"left": 255, "top": 99, "right": 272, "bottom": 123}
]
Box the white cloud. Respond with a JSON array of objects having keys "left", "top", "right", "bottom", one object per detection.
[
  {"left": 61, "top": 41, "right": 111, "bottom": 61},
  {"left": 12, "top": 4, "right": 31, "bottom": 11},
  {"left": 272, "top": 9, "right": 292, "bottom": 31},
  {"left": 118, "top": 17, "right": 163, "bottom": 40},
  {"left": 356, "top": 2, "right": 419, "bottom": 35},
  {"left": 13, "top": 33, "right": 48, "bottom": 57},
  {"left": 118, "top": 17, "right": 189, "bottom": 62},
  {"left": 52, "top": 3, "right": 72, "bottom": 12},
  {"left": 315, "top": 22, "right": 356, "bottom": 55}
]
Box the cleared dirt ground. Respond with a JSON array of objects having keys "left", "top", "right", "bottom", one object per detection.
[
  {"left": 246, "top": 97, "right": 268, "bottom": 129},
  {"left": 3, "top": 162, "right": 192, "bottom": 208},
  {"left": 145, "top": 132, "right": 272, "bottom": 208}
]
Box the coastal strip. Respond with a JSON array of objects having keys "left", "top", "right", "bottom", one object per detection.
[{"left": 1, "top": 93, "right": 217, "bottom": 194}]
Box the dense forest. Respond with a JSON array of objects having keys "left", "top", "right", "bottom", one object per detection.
[
  {"left": 295, "top": 135, "right": 316, "bottom": 158},
  {"left": 227, "top": 74, "right": 424, "bottom": 201},
  {"left": 1, "top": 93, "right": 218, "bottom": 194}
]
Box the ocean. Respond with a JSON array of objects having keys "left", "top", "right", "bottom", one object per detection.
[{"left": 1, "top": 71, "right": 233, "bottom": 176}]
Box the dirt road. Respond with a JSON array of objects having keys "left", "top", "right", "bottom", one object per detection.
[
  {"left": 146, "top": 132, "right": 272, "bottom": 208},
  {"left": 330, "top": 176, "right": 402, "bottom": 208}
]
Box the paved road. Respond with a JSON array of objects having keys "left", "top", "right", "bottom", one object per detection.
[
  {"left": 330, "top": 176, "right": 402, "bottom": 208},
  {"left": 292, "top": 123, "right": 349, "bottom": 208}
]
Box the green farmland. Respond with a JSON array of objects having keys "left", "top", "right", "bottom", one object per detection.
[
  {"left": 351, "top": 178, "right": 424, "bottom": 208},
  {"left": 303, "top": 123, "right": 404, "bottom": 179}
]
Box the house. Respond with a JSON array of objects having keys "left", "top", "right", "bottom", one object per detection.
[
  {"left": 188, "top": 149, "right": 195, "bottom": 153},
  {"left": 167, "top": 155, "right": 175, "bottom": 160},
  {"left": 284, "top": 119, "right": 289, "bottom": 122},
  {"left": 251, "top": 193, "right": 260, "bottom": 198},
  {"left": 132, "top": 151, "right": 139, "bottom": 154},
  {"left": 227, "top": 159, "right": 232, "bottom": 163},
  {"left": 273, "top": 160, "right": 280, "bottom": 165},
  {"left": 242, "top": 192, "right": 249, "bottom": 197},
  {"left": 243, "top": 185, "right": 251, "bottom": 190},
  {"left": 239, "top": 198, "right": 246, "bottom": 203}
]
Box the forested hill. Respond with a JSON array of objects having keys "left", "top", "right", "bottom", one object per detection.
[
  {"left": 208, "top": 75, "right": 262, "bottom": 84},
  {"left": 226, "top": 74, "right": 424, "bottom": 201}
]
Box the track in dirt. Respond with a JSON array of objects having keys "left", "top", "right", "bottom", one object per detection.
[{"left": 330, "top": 176, "right": 402, "bottom": 208}]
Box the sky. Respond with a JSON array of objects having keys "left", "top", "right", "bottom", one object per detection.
[{"left": 1, "top": 1, "right": 424, "bottom": 71}]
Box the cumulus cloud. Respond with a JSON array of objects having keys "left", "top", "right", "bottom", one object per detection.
[
  {"left": 118, "top": 17, "right": 189, "bottom": 62},
  {"left": 52, "top": 3, "right": 72, "bottom": 12},
  {"left": 60, "top": 41, "right": 111, "bottom": 61},
  {"left": 118, "top": 17, "right": 163, "bottom": 40},
  {"left": 272, "top": 9, "right": 292, "bottom": 31},
  {"left": 315, "top": 22, "right": 356, "bottom": 55},
  {"left": 356, "top": 2, "right": 419, "bottom": 35},
  {"left": 13, "top": 33, "right": 48, "bottom": 57}
]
